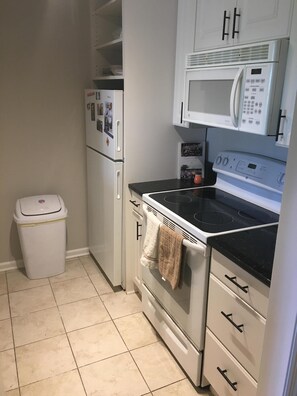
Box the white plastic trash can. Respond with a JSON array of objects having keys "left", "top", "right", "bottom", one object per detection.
[{"left": 14, "top": 194, "right": 68, "bottom": 279}]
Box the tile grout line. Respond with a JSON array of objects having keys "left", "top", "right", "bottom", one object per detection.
[
  {"left": 48, "top": 268, "right": 89, "bottom": 396},
  {"left": 5, "top": 270, "right": 21, "bottom": 393}
]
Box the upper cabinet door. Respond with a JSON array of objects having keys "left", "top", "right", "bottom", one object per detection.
[
  {"left": 194, "top": 0, "right": 294, "bottom": 52},
  {"left": 237, "top": 0, "right": 294, "bottom": 44},
  {"left": 194, "top": 0, "right": 236, "bottom": 51}
]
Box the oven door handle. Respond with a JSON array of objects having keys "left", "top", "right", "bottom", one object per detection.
[{"left": 143, "top": 205, "right": 209, "bottom": 257}]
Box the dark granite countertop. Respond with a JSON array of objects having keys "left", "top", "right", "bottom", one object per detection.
[
  {"left": 208, "top": 225, "right": 278, "bottom": 287},
  {"left": 128, "top": 179, "right": 199, "bottom": 196}
]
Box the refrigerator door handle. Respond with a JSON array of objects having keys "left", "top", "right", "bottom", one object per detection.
[
  {"left": 116, "top": 170, "right": 121, "bottom": 200},
  {"left": 116, "top": 120, "right": 121, "bottom": 152}
]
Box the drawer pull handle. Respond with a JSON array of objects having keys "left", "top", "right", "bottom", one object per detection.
[
  {"left": 129, "top": 199, "right": 140, "bottom": 208},
  {"left": 225, "top": 274, "right": 249, "bottom": 293},
  {"left": 221, "top": 311, "right": 244, "bottom": 333},
  {"left": 217, "top": 366, "right": 238, "bottom": 391}
]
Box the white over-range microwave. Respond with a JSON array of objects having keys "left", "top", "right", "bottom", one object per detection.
[{"left": 183, "top": 39, "right": 289, "bottom": 135}]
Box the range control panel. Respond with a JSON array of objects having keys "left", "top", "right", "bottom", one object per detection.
[{"left": 213, "top": 151, "right": 286, "bottom": 193}]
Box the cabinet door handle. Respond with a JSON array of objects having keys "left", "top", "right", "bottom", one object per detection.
[
  {"left": 180, "top": 102, "right": 184, "bottom": 124},
  {"left": 222, "top": 10, "right": 230, "bottom": 40},
  {"left": 224, "top": 274, "right": 249, "bottom": 293},
  {"left": 221, "top": 311, "right": 244, "bottom": 333},
  {"left": 217, "top": 367, "right": 238, "bottom": 391},
  {"left": 136, "top": 221, "right": 142, "bottom": 240},
  {"left": 275, "top": 109, "right": 286, "bottom": 141},
  {"left": 232, "top": 7, "right": 240, "bottom": 38},
  {"left": 129, "top": 199, "right": 140, "bottom": 208}
]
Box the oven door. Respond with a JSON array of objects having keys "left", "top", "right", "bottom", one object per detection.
[
  {"left": 141, "top": 207, "right": 210, "bottom": 351},
  {"left": 184, "top": 66, "right": 244, "bottom": 129}
]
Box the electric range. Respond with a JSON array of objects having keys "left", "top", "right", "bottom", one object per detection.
[
  {"left": 143, "top": 151, "right": 286, "bottom": 243},
  {"left": 141, "top": 150, "right": 286, "bottom": 387}
]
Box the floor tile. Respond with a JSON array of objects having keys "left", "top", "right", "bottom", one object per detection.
[
  {"left": 0, "top": 273, "right": 7, "bottom": 295},
  {"left": 59, "top": 296, "right": 110, "bottom": 332},
  {"left": 101, "top": 291, "right": 142, "bottom": 319},
  {"left": 152, "top": 379, "right": 209, "bottom": 395},
  {"left": 12, "top": 307, "right": 65, "bottom": 347},
  {"left": 49, "top": 259, "right": 87, "bottom": 284},
  {"left": 9, "top": 285, "right": 56, "bottom": 317},
  {"left": 0, "top": 294, "right": 10, "bottom": 320},
  {"left": 0, "top": 349, "right": 18, "bottom": 391},
  {"left": 114, "top": 312, "right": 159, "bottom": 350},
  {"left": 51, "top": 276, "right": 97, "bottom": 305},
  {"left": 79, "top": 255, "right": 101, "bottom": 275},
  {"left": 131, "top": 342, "right": 185, "bottom": 391},
  {"left": 20, "top": 370, "right": 85, "bottom": 396},
  {"left": 16, "top": 334, "right": 76, "bottom": 387},
  {"left": 0, "top": 318, "right": 13, "bottom": 351},
  {"left": 68, "top": 321, "right": 127, "bottom": 367},
  {"left": 89, "top": 272, "right": 113, "bottom": 295},
  {"left": 80, "top": 352, "right": 149, "bottom": 396},
  {"left": 6, "top": 269, "right": 49, "bottom": 293},
  {"left": 6, "top": 389, "right": 20, "bottom": 395}
]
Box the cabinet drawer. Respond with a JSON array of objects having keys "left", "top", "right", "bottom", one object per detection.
[
  {"left": 204, "top": 329, "right": 257, "bottom": 396},
  {"left": 208, "top": 274, "right": 266, "bottom": 381},
  {"left": 129, "top": 191, "right": 143, "bottom": 216},
  {"left": 211, "top": 249, "right": 269, "bottom": 318}
]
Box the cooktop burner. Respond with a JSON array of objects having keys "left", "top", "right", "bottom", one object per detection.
[{"left": 148, "top": 187, "right": 279, "bottom": 234}]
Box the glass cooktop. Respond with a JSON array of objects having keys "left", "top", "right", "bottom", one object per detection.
[{"left": 148, "top": 187, "right": 279, "bottom": 234}]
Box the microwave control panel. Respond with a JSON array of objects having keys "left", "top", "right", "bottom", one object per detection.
[{"left": 240, "top": 64, "right": 274, "bottom": 134}]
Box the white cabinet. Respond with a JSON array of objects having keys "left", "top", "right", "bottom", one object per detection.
[
  {"left": 126, "top": 191, "right": 143, "bottom": 293},
  {"left": 276, "top": 0, "right": 297, "bottom": 147},
  {"left": 203, "top": 249, "right": 269, "bottom": 395},
  {"left": 194, "top": 0, "right": 294, "bottom": 52},
  {"left": 173, "top": 0, "right": 197, "bottom": 127},
  {"left": 90, "top": 0, "right": 123, "bottom": 81}
]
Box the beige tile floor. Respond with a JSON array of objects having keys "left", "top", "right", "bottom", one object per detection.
[{"left": 0, "top": 256, "right": 213, "bottom": 395}]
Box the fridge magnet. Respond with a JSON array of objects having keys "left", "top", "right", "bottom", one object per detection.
[
  {"left": 91, "top": 103, "right": 95, "bottom": 121},
  {"left": 177, "top": 142, "right": 205, "bottom": 181},
  {"left": 104, "top": 102, "right": 113, "bottom": 138},
  {"left": 97, "top": 119, "right": 103, "bottom": 132}
]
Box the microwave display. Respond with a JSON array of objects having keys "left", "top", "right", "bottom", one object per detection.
[{"left": 251, "top": 68, "right": 262, "bottom": 75}]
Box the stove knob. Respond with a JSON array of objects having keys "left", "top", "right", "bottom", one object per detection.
[
  {"left": 216, "top": 155, "right": 222, "bottom": 165},
  {"left": 223, "top": 157, "right": 229, "bottom": 166}
]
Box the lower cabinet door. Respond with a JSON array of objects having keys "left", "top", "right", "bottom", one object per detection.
[{"left": 204, "top": 329, "right": 257, "bottom": 396}]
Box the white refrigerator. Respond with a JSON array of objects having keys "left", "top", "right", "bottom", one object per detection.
[{"left": 85, "top": 89, "right": 123, "bottom": 287}]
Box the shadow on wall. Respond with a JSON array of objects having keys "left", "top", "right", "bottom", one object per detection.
[{"left": 9, "top": 221, "right": 22, "bottom": 265}]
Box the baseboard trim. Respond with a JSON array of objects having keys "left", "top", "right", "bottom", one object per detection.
[{"left": 0, "top": 247, "right": 90, "bottom": 272}]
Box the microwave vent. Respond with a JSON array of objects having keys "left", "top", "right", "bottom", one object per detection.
[{"left": 187, "top": 43, "right": 272, "bottom": 68}]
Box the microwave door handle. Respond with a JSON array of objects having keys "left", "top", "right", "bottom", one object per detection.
[{"left": 230, "top": 67, "right": 244, "bottom": 128}]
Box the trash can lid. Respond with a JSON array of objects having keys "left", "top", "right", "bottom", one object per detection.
[{"left": 19, "top": 195, "right": 62, "bottom": 216}]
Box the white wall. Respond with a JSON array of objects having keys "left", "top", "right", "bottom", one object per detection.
[
  {"left": 206, "top": 127, "right": 288, "bottom": 163},
  {"left": 0, "top": 0, "right": 92, "bottom": 264}
]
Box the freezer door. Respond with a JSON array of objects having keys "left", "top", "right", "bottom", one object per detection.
[
  {"left": 85, "top": 89, "right": 123, "bottom": 161},
  {"left": 87, "top": 147, "right": 123, "bottom": 286}
]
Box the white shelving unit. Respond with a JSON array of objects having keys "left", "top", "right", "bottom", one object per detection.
[{"left": 90, "top": 0, "right": 123, "bottom": 83}]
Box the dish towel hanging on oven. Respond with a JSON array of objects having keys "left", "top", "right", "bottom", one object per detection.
[
  {"left": 140, "top": 210, "right": 162, "bottom": 269},
  {"left": 158, "top": 225, "right": 184, "bottom": 290}
]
